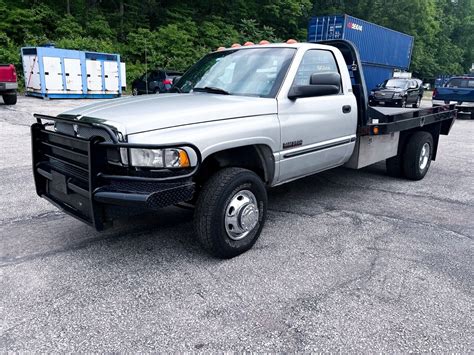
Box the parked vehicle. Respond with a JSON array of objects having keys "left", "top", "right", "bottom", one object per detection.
[
  {"left": 369, "top": 78, "right": 424, "bottom": 107},
  {"left": 432, "top": 76, "right": 474, "bottom": 119},
  {"left": 0, "top": 64, "right": 18, "bottom": 105},
  {"left": 31, "top": 40, "right": 456, "bottom": 258},
  {"left": 132, "top": 69, "right": 182, "bottom": 95}
]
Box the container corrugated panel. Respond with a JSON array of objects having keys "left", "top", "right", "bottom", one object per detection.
[{"left": 308, "top": 14, "right": 414, "bottom": 69}]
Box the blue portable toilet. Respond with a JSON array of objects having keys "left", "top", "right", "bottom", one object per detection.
[
  {"left": 21, "top": 45, "right": 125, "bottom": 99},
  {"left": 308, "top": 15, "right": 414, "bottom": 91}
]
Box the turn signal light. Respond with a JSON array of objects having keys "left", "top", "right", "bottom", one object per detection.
[{"left": 179, "top": 150, "right": 191, "bottom": 167}]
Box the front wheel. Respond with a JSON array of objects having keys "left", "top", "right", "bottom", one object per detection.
[
  {"left": 194, "top": 167, "right": 267, "bottom": 258},
  {"left": 402, "top": 131, "right": 433, "bottom": 180}
]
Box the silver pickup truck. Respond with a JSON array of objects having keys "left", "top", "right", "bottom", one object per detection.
[{"left": 32, "top": 40, "right": 457, "bottom": 258}]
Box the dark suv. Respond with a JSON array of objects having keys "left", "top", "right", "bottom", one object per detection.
[
  {"left": 132, "top": 69, "right": 182, "bottom": 95},
  {"left": 369, "top": 78, "right": 424, "bottom": 108}
]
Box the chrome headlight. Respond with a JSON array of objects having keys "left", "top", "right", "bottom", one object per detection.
[{"left": 121, "top": 148, "right": 191, "bottom": 168}]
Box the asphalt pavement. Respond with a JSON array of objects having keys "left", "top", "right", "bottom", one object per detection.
[{"left": 1, "top": 96, "right": 473, "bottom": 352}]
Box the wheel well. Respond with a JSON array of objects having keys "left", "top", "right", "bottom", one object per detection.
[{"left": 195, "top": 145, "right": 275, "bottom": 186}]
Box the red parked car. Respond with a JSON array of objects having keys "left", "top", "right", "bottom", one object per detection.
[{"left": 0, "top": 64, "right": 18, "bottom": 105}]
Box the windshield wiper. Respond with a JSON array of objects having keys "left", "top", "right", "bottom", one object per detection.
[{"left": 193, "top": 86, "right": 230, "bottom": 95}]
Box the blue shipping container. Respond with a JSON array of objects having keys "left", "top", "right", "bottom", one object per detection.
[
  {"left": 308, "top": 14, "right": 414, "bottom": 69},
  {"left": 308, "top": 15, "right": 414, "bottom": 89}
]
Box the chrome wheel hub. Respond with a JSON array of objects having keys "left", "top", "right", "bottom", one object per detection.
[
  {"left": 419, "top": 142, "right": 430, "bottom": 170},
  {"left": 225, "top": 190, "right": 259, "bottom": 240}
]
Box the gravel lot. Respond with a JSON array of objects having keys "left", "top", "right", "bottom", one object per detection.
[{"left": 1, "top": 96, "right": 473, "bottom": 352}]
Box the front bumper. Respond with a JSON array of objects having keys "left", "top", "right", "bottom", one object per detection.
[
  {"left": 32, "top": 115, "right": 201, "bottom": 230},
  {"left": 369, "top": 95, "right": 403, "bottom": 106}
]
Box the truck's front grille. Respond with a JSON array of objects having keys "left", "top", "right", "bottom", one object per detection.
[{"left": 375, "top": 92, "right": 394, "bottom": 99}]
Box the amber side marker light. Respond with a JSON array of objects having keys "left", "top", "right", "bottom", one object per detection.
[{"left": 179, "top": 150, "right": 191, "bottom": 168}]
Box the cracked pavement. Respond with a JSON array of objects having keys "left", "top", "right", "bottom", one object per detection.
[{"left": 1, "top": 96, "right": 473, "bottom": 352}]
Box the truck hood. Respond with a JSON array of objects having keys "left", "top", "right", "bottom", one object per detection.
[{"left": 59, "top": 93, "right": 277, "bottom": 135}]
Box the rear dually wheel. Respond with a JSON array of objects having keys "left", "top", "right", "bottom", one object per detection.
[{"left": 402, "top": 131, "right": 433, "bottom": 180}]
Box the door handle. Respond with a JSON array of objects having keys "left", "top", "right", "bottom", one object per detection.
[{"left": 342, "top": 105, "right": 351, "bottom": 114}]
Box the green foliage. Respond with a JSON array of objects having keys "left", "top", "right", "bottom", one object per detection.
[{"left": 0, "top": 0, "right": 472, "bottom": 91}]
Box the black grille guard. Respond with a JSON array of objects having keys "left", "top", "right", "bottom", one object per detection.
[{"left": 32, "top": 114, "right": 202, "bottom": 230}]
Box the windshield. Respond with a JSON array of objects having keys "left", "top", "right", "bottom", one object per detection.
[
  {"left": 381, "top": 79, "right": 409, "bottom": 89},
  {"left": 172, "top": 48, "right": 296, "bottom": 98}
]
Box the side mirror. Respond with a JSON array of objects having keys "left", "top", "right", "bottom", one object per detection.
[
  {"left": 172, "top": 76, "right": 182, "bottom": 85},
  {"left": 288, "top": 72, "right": 341, "bottom": 99}
]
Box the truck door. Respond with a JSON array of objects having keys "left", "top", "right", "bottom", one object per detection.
[{"left": 277, "top": 49, "right": 357, "bottom": 183}]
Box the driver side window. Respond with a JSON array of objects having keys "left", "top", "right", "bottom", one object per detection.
[{"left": 293, "top": 50, "right": 340, "bottom": 91}]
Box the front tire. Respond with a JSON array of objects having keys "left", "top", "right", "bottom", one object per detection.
[
  {"left": 402, "top": 131, "right": 433, "bottom": 180},
  {"left": 2, "top": 93, "right": 17, "bottom": 105},
  {"left": 194, "top": 167, "right": 267, "bottom": 258}
]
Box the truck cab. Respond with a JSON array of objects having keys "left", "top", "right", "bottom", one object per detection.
[{"left": 31, "top": 41, "right": 457, "bottom": 258}]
